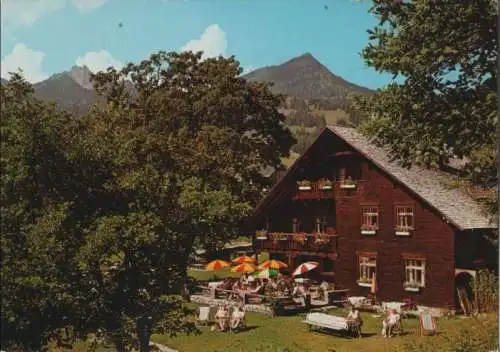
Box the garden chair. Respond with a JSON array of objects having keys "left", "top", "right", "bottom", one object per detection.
[
  {"left": 197, "top": 306, "right": 211, "bottom": 326},
  {"left": 419, "top": 312, "right": 436, "bottom": 336}
]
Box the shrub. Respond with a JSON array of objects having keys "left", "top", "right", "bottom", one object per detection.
[{"left": 472, "top": 269, "right": 498, "bottom": 313}]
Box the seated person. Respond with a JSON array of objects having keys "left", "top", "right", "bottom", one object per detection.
[
  {"left": 215, "top": 305, "right": 229, "bottom": 331},
  {"left": 382, "top": 309, "right": 401, "bottom": 338},
  {"left": 249, "top": 283, "right": 264, "bottom": 294},
  {"left": 230, "top": 305, "right": 246, "bottom": 330},
  {"left": 320, "top": 280, "right": 329, "bottom": 291},
  {"left": 292, "top": 284, "right": 306, "bottom": 297}
]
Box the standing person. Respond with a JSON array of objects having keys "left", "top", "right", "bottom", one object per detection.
[{"left": 346, "top": 306, "right": 363, "bottom": 337}]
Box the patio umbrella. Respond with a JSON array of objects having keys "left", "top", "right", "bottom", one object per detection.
[
  {"left": 258, "top": 260, "right": 288, "bottom": 270},
  {"left": 232, "top": 255, "right": 256, "bottom": 264},
  {"left": 205, "top": 259, "right": 231, "bottom": 271},
  {"left": 230, "top": 263, "right": 257, "bottom": 273},
  {"left": 292, "top": 261, "right": 320, "bottom": 276},
  {"left": 255, "top": 268, "right": 279, "bottom": 279}
]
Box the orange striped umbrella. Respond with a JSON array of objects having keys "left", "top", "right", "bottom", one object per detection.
[
  {"left": 230, "top": 263, "right": 257, "bottom": 273},
  {"left": 205, "top": 259, "right": 231, "bottom": 271},
  {"left": 258, "top": 260, "right": 288, "bottom": 270},
  {"left": 232, "top": 255, "right": 256, "bottom": 264}
]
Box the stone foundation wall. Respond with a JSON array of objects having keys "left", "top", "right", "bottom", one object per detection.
[{"left": 190, "top": 295, "right": 274, "bottom": 315}]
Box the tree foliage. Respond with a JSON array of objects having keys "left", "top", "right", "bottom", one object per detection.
[
  {"left": 1, "top": 51, "right": 294, "bottom": 351},
  {"left": 357, "top": 0, "right": 497, "bottom": 216}
]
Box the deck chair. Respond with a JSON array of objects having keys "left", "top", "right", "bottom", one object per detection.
[
  {"left": 419, "top": 312, "right": 436, "bottom": 336},
  {"left": 197, "top": 306, "right": 211, "bottom": 326}
]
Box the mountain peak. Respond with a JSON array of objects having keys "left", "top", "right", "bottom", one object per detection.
[
  {"left": 243, "top": 52, "right": 373, "bottom": 101},
  {"left": 284, "top": 52, "right": 324, "bottom": 70},
  {"left": 68, "top": 65, "right": 93, "bottom": 90}
]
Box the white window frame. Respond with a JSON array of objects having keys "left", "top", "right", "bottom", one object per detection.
[
  {"left": 315, "top": 216, "right": 327, "bottom": 233},
  {"left": 396, "top": 205, "right": 414, "bottom": 231},
  {"left": 404, "top": 259, "right": 425, "bottom": 288},
  {"left": 358, "top": 256, "right": 376, "bottom": 285},
  {"left": 361, "top": 205, "right": 379, "bottom": 233}
]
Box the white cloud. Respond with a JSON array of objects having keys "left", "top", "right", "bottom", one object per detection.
[
  {"left": 181, "top": 24, "right": 227, "bottom": 59},
  {"left": 72, "top": 0, "right": 108, "bottom": 13},
  {"left": 1, "top": 0, "right": 108, "bottom": 28},
  {"left": 75, "top": 50, "right": 123, "bottom": 73},
  {"left": 1, "top": 0, "right": 65, "bottom": 27},
  {"left": 0, "top": 43, "right": 48, "bottom": 83}
]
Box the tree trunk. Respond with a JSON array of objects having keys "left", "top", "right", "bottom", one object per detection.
[
  {"left": 137, "top": 318, "right": 151, "bottom": 352},
  {"left": 113, "top": 338, "right": 127, "bottom": 352}
]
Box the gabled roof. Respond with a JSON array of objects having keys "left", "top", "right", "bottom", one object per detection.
[{"left": 252, "top": 126, "right": 495, "bottom": 230}]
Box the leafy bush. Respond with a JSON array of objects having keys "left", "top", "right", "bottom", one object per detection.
[
  {"left": 404, "top": 314, "right": 498, "bottom": 352},
  {"left": 472, "top": 269, "right": 498, "bottom": 313}
]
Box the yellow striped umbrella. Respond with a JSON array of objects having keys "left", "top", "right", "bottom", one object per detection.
[
  {"left": 205, "top": 259, "right": 231, "bottom": 271},
  {"left": 231, "top": 263, "right": 257, "bottom": 273},
  {"left": 232, "top": 255, "right": 256, "bottom": 264},
  {"left": 258, "top": 260, "right": 288, "bottom": 270}
]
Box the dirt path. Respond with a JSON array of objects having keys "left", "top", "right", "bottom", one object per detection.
[{"left": 150, "top": 342, "right": 178, "bottom": 352}]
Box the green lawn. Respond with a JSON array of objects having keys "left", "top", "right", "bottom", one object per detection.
[
  {"left": 65, "top": 306, "right": 497, "bottom": 352},
  {"left": 153, "top": 308, "right": 497, "bottom": 352}
]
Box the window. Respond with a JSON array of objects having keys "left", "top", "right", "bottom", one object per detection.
[
  {"left": 396, "top": 206, "right": 414, "bottom": 231},
  {"left": 361, "top": 206, "right": 379, "bottom": 232},
  {"left": 292, "top": 218, "right": 302, "bottom": 233},
  {"left": 315, "top": 217, "right": 327, "bottom": 233},
  {"left": 358, "top": 255, "right": 376, "bottom": 284},
  {"left": 404, "top": 258, "right": 425, "bottom": 289},
  {"left": 338, "top": 167, "right": 347, "bottom": 180}
]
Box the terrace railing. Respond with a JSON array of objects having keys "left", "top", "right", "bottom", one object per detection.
[
  {"left": 253, "top": 231, "right": 338, "bottom": 254},
  {"left": 293, "top": 180, "right": 367, "bottom": 200}
]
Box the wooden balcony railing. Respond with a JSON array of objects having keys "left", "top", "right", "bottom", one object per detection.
[
  {"left": 293, "top": 180, "right": 366, "bottom": 200},
  {"left": 253, "top": 231, "right": 338, "bottom": 254}
]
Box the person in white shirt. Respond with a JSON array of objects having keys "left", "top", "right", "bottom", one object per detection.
[
  {"left": 382, "top": 309, "right": 401, "bottom": 338},
  {"left": 215, "top": 305, "right": 229, "bottom": 331},
  {"left": 230, "top": 305, "right": 246, "bottom": 330},
  {"left": 346, "top": 306, "right": 363, "bottom": 336}
]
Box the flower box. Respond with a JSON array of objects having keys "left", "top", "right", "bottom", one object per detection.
[
  {"left": 361, "top": 229, "right": 377, "bottom": 235},
  {"left": 357, "top": 280, "right": 373, "bottom": 287},
  {"left": 255, "top": 230, "right": 268, "bottom": 240},
  {"left": 339, "top": 179, "right": 358, "bottom": 189},
  {"left": 297, "top": 180, "right": 312, "bottom": 191},
  {"left": 404, "top": 284, "right": 421, "bottom": 292},
  {"left": 318, "top": 179, "right": 333, "bottom": 190},
  {"left": 395, "top": 229, "right": 411, "bottom": 236},
  {"left": 313, "top": 232, "right": 330, "bottom": 245},
  {"left": 272, "top": 233, "right": 287, "bottom": 241},
  {"left": 293, "top": 233, "right": 306, "bottom": 244}
]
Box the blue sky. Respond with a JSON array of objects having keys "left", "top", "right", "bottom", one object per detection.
[{"left": 1, "top": 0, "right": 394, "bottom": 89}]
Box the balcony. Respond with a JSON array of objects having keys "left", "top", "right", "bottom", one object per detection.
[
  {"left": 293, "top": 179, "right": 366, "bottom": 200},
  {"left": 253, "top": 231, "right": 338, "bottom": 256}
]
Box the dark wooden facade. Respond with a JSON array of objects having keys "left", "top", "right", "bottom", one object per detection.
[{"left": 251, "top": 129, "right": 496, "bottom": 309}]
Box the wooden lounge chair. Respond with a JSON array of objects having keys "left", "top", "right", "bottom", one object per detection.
[
  {"left": 197, "top": 306, "right": 211, "bottom": 326},
  {"left": 303, "top": 312, "right": 361, "bottom": 338},
  {"left": 419, "top": 312, "right": 436, "bottom": 336}
]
